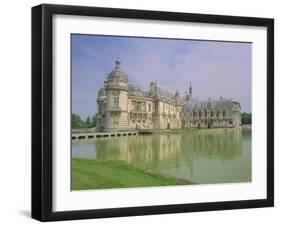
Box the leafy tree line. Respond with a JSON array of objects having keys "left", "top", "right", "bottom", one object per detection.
[
  {"left": 72, "top": 114, "right": 97, "bottom": 129},
  {"left": 241, "top": 112, "right": 251, "bottom": 124}
]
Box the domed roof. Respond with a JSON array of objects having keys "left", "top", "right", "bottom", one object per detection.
[
  {"left": 106, "top": 59, "right": 128, "bottom": 82},
  {"left": 97, "top": 87, "right": 106, "bottom": 97}
]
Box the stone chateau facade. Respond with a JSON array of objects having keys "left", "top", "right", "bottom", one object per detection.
[{"left": 96, "top": 59, "right": 241, "bottom": 132}]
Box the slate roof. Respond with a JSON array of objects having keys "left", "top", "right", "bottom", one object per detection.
[
  {"left": 97, "top": 87, "right": 106, "bottom": 97},
  {"left": 184, "top": 96, "right": 236, "bottom": 112},
  {"left": 128, "top": 84, "right": 147, "bottom": 97}
]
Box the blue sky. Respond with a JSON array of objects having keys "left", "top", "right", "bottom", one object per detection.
[{"left": 72, "top": 34, "right": 252, "bottom": 119}]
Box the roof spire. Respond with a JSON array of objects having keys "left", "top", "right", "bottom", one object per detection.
[
  {"left": 189, "top": 81, "right": 192, "bottom": 96},
  {"left": 115, "top": 58, "right": 121, "bottom": 69}
]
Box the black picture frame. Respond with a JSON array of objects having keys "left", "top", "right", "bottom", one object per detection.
[{"left": 32, "top": 3, "right": 274, "bottom": 222}]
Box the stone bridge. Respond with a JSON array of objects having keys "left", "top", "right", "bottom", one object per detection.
[{"left": 72, "top": 131, "right": 138, "bottom": 140}]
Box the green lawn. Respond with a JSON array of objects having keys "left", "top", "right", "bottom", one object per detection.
[{"left": 72, "top": 159, "right": 190, "bottom": 190}]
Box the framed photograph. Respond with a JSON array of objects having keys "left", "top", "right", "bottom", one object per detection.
[{"left": 32, "top": 4, "right": 274, "bottom": 221}]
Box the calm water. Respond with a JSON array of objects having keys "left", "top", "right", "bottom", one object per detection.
[{"left": 72, "top": 128, "right": 251, "bottom": 184}]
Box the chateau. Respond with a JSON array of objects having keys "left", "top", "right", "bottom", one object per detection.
[{"left": 96, "top": 59, "right": 241, "bottom": 132}]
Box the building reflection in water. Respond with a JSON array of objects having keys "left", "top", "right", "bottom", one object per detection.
[{"left": 72, "top": 128, "right": 251, "bottom": 184}]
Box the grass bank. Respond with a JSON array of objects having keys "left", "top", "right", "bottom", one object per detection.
[{"left": 72, "top": 158, "right": 190, "bottom": 190}]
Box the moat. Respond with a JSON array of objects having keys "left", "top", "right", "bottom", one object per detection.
[{"left": 72, "top": 128, "right": 251, "bottom": 184}]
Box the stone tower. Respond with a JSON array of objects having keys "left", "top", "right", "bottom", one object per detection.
[{"left": 103, "top": 59, "right": 129, "bottom": 132}]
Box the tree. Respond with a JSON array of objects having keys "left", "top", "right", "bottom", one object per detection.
[
  {"left": 71, "top": 114, "right": 86, "bottom": 129},
  {"left": 241, "top": 112, "right": 251, "bottom": 124},
  {"left": 91, "top": 115, "right": 97, "bottom": 127},
  {"left": 85, "top": 116, "right": 91, "bottom": 128},
  {"left": 71, "top": 114, "right": 97, "bottom": 129}
]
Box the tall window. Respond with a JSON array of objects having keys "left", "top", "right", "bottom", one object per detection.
[
  {"left": 131, "top": 101, "right": 136, "bottom": 111},
  {"left": 98, "top": 103, "right": 102, "bottom": 114},
  {"left": 223, "top": 110, "right": 226, "bottom": 117},
  {"left": 113, "top": 96, "right": 119, "bottom": 108},
  {"left": 142, "top": 102, "right": 146, "bottom": 112},
  {"left": 216, "top": 111, "right": 219, "bottom": 117},
  {"left": 148, "top": 104, "right": 151, "bottom": 112},
  {"left": 193, "top": 111, "right": 196, "bottom": 117},
  {"left": 137, "top": 102, "right": 141, "bottom": 111}
]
